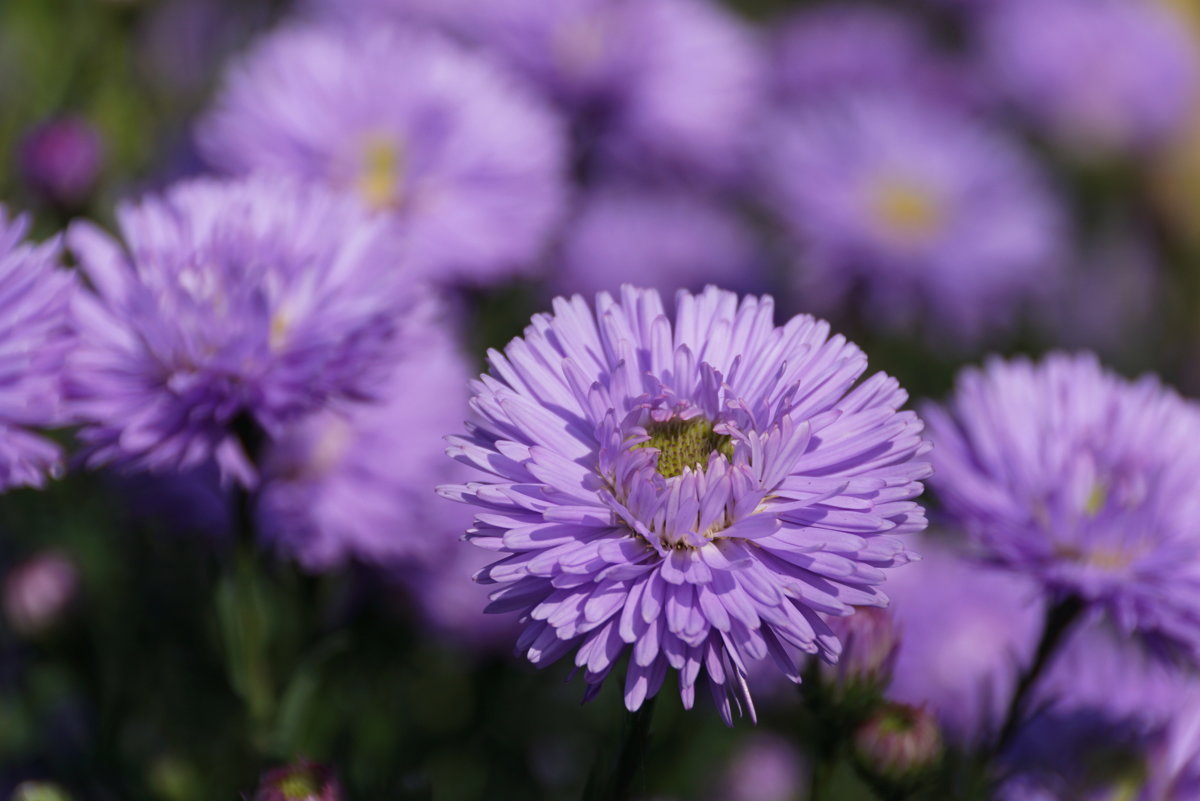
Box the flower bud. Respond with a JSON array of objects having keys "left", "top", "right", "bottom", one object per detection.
[
  {"left": 19, "top": 116, "right": 102, "bottom": 209},
  {"left": 823, "top": 607, "right": 899, "bottom": 698},
  {"left": 254, "top": 761, "right": 341, "bottom": 801},
  {"left": 4, "top": 552, "right": 79, "bottom": 636},
  {"left": 11, "top": 782, "right": 73, "bottom": 801},
  {"left": 853, "top": 703, "right": 942, "bottom": 791}
]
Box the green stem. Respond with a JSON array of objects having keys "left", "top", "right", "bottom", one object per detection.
[
  {"left": 994, "top": 596, "right": 1085, "bottom": 753},
  {"left": 583, "top": 696, "right": 658, "bottom": 801}
]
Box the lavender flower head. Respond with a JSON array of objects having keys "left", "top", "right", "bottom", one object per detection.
[
  {"left": 443, "top": 286, "right": 931, "bottom": 722},
  {"left": 551, "top": 183, "right": 764, "bottom": 300},
  {"left": 0, "top": 210, "right": 75, "bottom": 490},
  {"left": 886, "top": 536, "right": 1044, "bottom": 743},
  {"left": 762, "top": 94, "right": 1064, "bottom": 342},
  {"left": 258, "top": 324, "right": 472, "bottom": 571},
  {"left": 771, "top": 4, "right": 970, "bottom": 106},
  {"left": 67, "top": 175, "right": 423, "bottom": 485},
  {"left": 411, "top": 0, "right": 764, "bottom": 184},
  {"left": 927, "top": 353, "right": 1200, "bottom": 661},
  {"left": 981, "top": 0, "right": 1200, "bottom": 156},
  {"left": 199, "top": 21, "right": 568, "bottom": 285}
]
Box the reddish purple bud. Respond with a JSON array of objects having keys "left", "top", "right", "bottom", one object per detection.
[
  {"left": 254, "top": 761, "right": 341, "bottom": 801},
  {"left": 19, "top": 116, "right": 103, "bottom": 208},
  {"left": 853, "top": 703, "right": 943, "bottom": 786},
  {"left": 4, "top": 552, "right": 79, "bottom": 635},
  {"left": 824, "top": 606, "right": 899, "bottom": 696}
]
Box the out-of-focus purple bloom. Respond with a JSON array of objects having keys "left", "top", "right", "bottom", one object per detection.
[
  {"left": 443, "top": 285, "right": 931, "bottom": 723},
  {"left": 253, "top": 761, "right": 340, "bottom": 801},
  {"left": 927, "top": 353, "right": 1200, "bottom": 662},
  {"left": 19, "top": 117, "right": 103, "bottom": 209},
  {"left": 822, "top": 605, "right": 899, "bottom": 697},
  {"left": 551, "top": 183, "right": 764, "bottom": 300},
  {"left": 853, "top": 703, "right": 943, "bottom": 784},
  {"left": 771, "top": 4, "right": 975, "bottom": 107},
  {"left": 762, "top": 94, "right": 1064, "bottom": 342},
  {"left": 366, "top": 0, "right": 764, "bottom": 184},
  {"left": 1004, "top": 624, "right": 1200, "bottom": 800},
  {"left": 67, "top": 175, "right": 424, "bottom": 485},
  {"left": 111, "top": 465, "right": 231, "bottom": 541},
  {"left": 981, "top": 0, "right": 1200, "bottom": 156},
  {"left": 0, "top": 210, "right": 75, "bottom": 491},
  {"left": 1036, "top": 622, "right": 1190, "bottom": 733},
  {"left": 3, "top": 552, "right": 79, "bottom": 636},
  {"left": 714, "top": 732, "right": 808, "bottom": 801},
  {"left": 887, "top": 535, "right": 1044, "bottom": 743},
  {"left": 198, "top": 21, "right": 568, "bottom": 286},
  {"left": 258, "top": 325, "right": 470, "bottom": 571}
]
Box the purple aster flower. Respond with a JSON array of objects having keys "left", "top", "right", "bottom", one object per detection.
[
  {"left": 198, "top": 21, "right": 568, "bottom": 286},
  {"left": 443, "top": 285, "right": 931, "bottom": 723},
  {"left": 378, "top": 0, "right": 764, "bottom": 185},
  {"left": 257, "top": 324, "right": 471, "bottom": 570},
  {"left": 66, "top": 175, "right": 425, "bottom": 485},
  {"left": 762, "top": 93, "right": 1065, "bottom": 342},
  {"left": 927, "top": 353, "right": 1200, "bottom": 661},
  {"left": 771, "top": 4, "right": 979, "bottom": 108},
  {"left": 886, "top": 535, "right": 1044, "bottom": 743},
  {"left": 0, "top": 210, "right": 75, "bottom": 490},
  {"left": 19, "top": 117, "right": 103, "bottom": 209},
  {"left": 981, "top": 0, "right": 1200, "bottom": 156},
  {"left": 550, "top": 182, "right": 765, "bottom": 301}
]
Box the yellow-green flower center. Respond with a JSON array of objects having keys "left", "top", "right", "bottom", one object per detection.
[
  {"left": 357, "top": 134, "right": 406, "bottom": 211},
  {"left": 871, "top": 178, "right": 942, "bottom": 242},
  {"left": 638, "top": 418, "right": 734, "bottom": 478},
  {"left": 279, "top": 771, "right": 319, "bottom": 800}
]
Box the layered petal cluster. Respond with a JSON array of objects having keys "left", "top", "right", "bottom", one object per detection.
[
  {"left": 981, "top": 0, "right": 1200, "bottom": 156},
  {"left": 927, "top": 353, "right": 1200, "bottom": 660},
  {"left": 198, "top": 21, "right": 568, "bottom": 285},
  {"left": 761, "top": 93, "right": 1064, "bottom": 342},
  {"left": 0, "top": 210, "right": 75, "bottom": 489},
  {"left": 444, "top": 286, "right": 930, "bottom": 722},
  {"left": 67, "top": 175, "right": 425, "bottom": 484},
  {"left": 372, "top": 0, "right": 764, "bottom": 184},
  {"left": 551, "top": 182, "right": 764, "bottom": 300}
]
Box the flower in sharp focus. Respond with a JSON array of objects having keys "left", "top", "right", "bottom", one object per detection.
[
  {"left": 443, "top": 285, "right": 931, "bottom": 723},
  {"left": 886, "top": 534, "right": 1044, "bottom": 744},
  {"left": 927, "top": 353, "right": 1200, "bottom": 662},
  {"left": 550, "top": 181, "right": 765, "bottom": 301},
  {"left": 0, "top": 209, "right": 75, "bottom": 491},
  {"left": 761, "top": 93, "right": 1065, "bottom": 343},
  {"left": 67, "top": 175, "right": 425, "bottom": 485},
  {"left": 198, "top": 20, "right": 568, "bottom": 286},
  {"left": 980, "top": 0, "right": 1200, "bottom": 157}
]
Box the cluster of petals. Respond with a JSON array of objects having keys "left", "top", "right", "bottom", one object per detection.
[
  {"left": 444, "top": 286, "right": 930, "bottom": 722},
  {"left": 927, "top": 353, "right": 1200, "bottom": 661},
  {"left": 0, "top": 210, "right": 76, "bottom": 490},
  {"left": 67, "top": 175, "right": 425, "bottom": 484}
]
